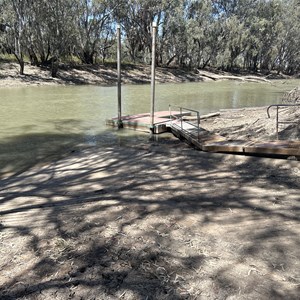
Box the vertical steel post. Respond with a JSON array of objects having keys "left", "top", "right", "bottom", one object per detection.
[
  {"left": 180, "top": 107, "right": 183, "bottom": 129},
  {"left": 117, "top": 24, "right": 122, "bottom": 128},
  {"left": 197, "top": 111, "right": 200, "bottom": 141},
  {"left": 276, "top": 106, "right": 279, "bottom": 140},
  {"left": 150, "top": 22, "right": 157, "bottom": 131}
]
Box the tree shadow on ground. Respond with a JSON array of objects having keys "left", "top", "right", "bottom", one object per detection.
[{"left": 0, "top": 131, "right": 299, "bottom": 299}]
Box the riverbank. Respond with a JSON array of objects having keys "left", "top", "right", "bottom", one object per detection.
[
  {"left": 0, "top": 61, "right": 293, "bottom": 88},
  {"left": 0, "top": 143, "right": 299, "bottom": 299},
  {"left": 0, "top": 62, "right": 202, "bottom": 87}
]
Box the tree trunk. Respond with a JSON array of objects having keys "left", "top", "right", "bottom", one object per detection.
[
  {"left": 19, "top": 60, "right": 24, "bottom": 75},
  {"left": 29, "top": 47, "right": 39, "bottom": 66},
  {"left": 14, "top": 53, "right": 25, "bottom": 75},
  {"left": 51, "top": 56, "right": 59, "bottom": 77}
]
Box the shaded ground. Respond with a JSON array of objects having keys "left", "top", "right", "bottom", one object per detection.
[
  {"left": 0, "top": 143, "right": 299, "bottom": 299},
  {"left": 0, "top": 62, "right": 203, "bottom": 87}
]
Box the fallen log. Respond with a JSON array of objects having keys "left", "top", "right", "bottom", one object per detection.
[
  {"left": 182, "top": 112, "right": 220, "bottom": 122},
  {"left": 200, "top": 112, "right": 220, "bottom": 119},
  {"left": 197, "top": 70, "right": 271, "bottom": 84}
]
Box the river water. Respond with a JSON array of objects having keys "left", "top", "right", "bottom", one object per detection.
[{"left": 1, "top": 80, "right": 299, "bottom": 177}]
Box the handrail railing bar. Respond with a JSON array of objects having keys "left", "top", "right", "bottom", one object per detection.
[
  {"left": 267, "top": 104, "right": 300, "bottom": 140},
  {"left": 169, "top": 104, "right": 201, "bottom": 141},
  {"left": 171, "top": 105, "right": 200, "bottom": 114},
  {"left": 267, "top": 104, "right": 300, "bottom": 118}
]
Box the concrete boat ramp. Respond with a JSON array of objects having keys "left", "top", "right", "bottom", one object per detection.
[{"left": 106, "top": 110, "right": 300, "bottom": 157}]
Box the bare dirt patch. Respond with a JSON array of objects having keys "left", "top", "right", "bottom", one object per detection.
[
  {"left": 0, "top": 144, "right": 299, "bottom": 299},
  {"left": 201, "top": 106, "right": 300, "bottom": 141}
]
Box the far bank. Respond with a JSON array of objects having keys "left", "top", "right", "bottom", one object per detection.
[{"left": 0, "top": 62, "right": 295, "bottom": 88}]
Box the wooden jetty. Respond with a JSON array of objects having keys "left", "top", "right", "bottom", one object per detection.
[
  {"left": 107, "top": 110, "right": 300, "bottom": 158},
  {"left": 169, "top": 119, "right": 300, "bottom": 157}
]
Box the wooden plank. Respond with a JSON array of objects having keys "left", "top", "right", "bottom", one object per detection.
[
  {"left": 244, "top": 141, "right": 300, "bottom": 156},
  {"left": 202, "top": 140, "right": 251, "bottom": 153}
]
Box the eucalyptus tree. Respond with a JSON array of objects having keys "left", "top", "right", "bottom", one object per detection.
[
  {"left": 0, "top": 0, "right": 300, "bottom": 75},
  {"left": 113, "top": 0, "right": 153, "bottom": 63},
  {"left": 113, "top": 0, "right": 172, "bottom": 64},
  {"left": 186, "top": 0, "right": 220, "bottom": 69},
  {"left": 25, "top": 0, "right": 76, "bottom": 68},
  {"left": 0, "top": 0, "right": 77, "bottom": 76},
  {"left": 0, "top": 0, "right": 28, "bottom": 74},
  {"left": 0, "top": 1, "right": 8, "bottom": 54},
  {"left": 215, "top": 15, "right": 247, "bottom": 70},
  {"left": 255, "top": 0, "right": 284, "bottom": 72},
  {"left": 277, "top": 0, "right": 300, "bottom": 74},
  {"left": 154, "top": 0, "right": 188, "bottom": 67},
  {"left": 44, "top": 0, "right": 78, "bottom": 76},
  {"left": 73, "top": 0, "right": 115, "bottom": 64}
]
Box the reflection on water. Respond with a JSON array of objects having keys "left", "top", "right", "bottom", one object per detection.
[{"left": 0, "top": 80, "right": 299, "bottom": 177}]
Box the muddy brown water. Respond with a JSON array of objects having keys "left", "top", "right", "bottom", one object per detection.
[{"left": 1, "top": 80, "right": 300, "bottom": 177}]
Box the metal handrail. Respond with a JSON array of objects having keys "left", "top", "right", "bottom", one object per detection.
[
  {"left": 267, "top": 104, "right": 300, "bottom": 140},
  {"left": 169, "top": 105, "right": 201, "bottom": 141}
]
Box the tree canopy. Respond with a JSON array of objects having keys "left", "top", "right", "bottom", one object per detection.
[{"left": 0, "top": 0, "right": 299, "bottom": 75}]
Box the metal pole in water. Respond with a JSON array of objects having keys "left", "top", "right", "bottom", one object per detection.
[
  {"left": 276, "top": 106, "right": 279, "bottom": 140},
  {"left": 150, "top": 22, "right": 157, "bottom": 131},
  {"left": 117, "top": 24, "right": 122, "bottom": 128}
]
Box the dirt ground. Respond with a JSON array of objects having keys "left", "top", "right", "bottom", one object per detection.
[
  {"left": 0, "top": 62, "right": 203, "bottom": 87},
  {"left": 201, "top": 106, "right": 300, "bottom": 141},
  {"left": 1, "top": 60, "right": 295, "bottom": 88},
  {"left": 0, "top": 138, "right": 299, "bottom": 299}
]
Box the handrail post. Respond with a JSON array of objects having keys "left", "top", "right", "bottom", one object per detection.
[
  {"left": 268, "top": 103, "right": 300, "bottom": 140},
  {"left": 180, "top": 107, "right": 183, "bottom": 129},
  {"left": 197, "top": 111, "right": 200, "bottom": 141},
  {"left": 267, "top": 105, "right": 271, "bottom": 118},
  {"left": 150, "top": 22, "right": 157, "bottom": 131},
  {"left": 116, "top": 24, "right": 122, "bottom": 128}
]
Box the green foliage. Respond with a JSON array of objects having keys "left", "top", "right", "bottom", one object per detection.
[
  {"left": 0, "top": 0, "right": 299, "bottom": 74},
  {"left": 0, "top": 53, "right": 19, "bottom": 62}
]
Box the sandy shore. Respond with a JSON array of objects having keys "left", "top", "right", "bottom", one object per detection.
[{"left": 0, "top": 144, "right": 299, "bottom": 299}]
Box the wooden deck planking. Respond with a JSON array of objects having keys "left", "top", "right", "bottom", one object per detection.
[{"left": 244, "top": 141, "right": 300, "bottom": 156}]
